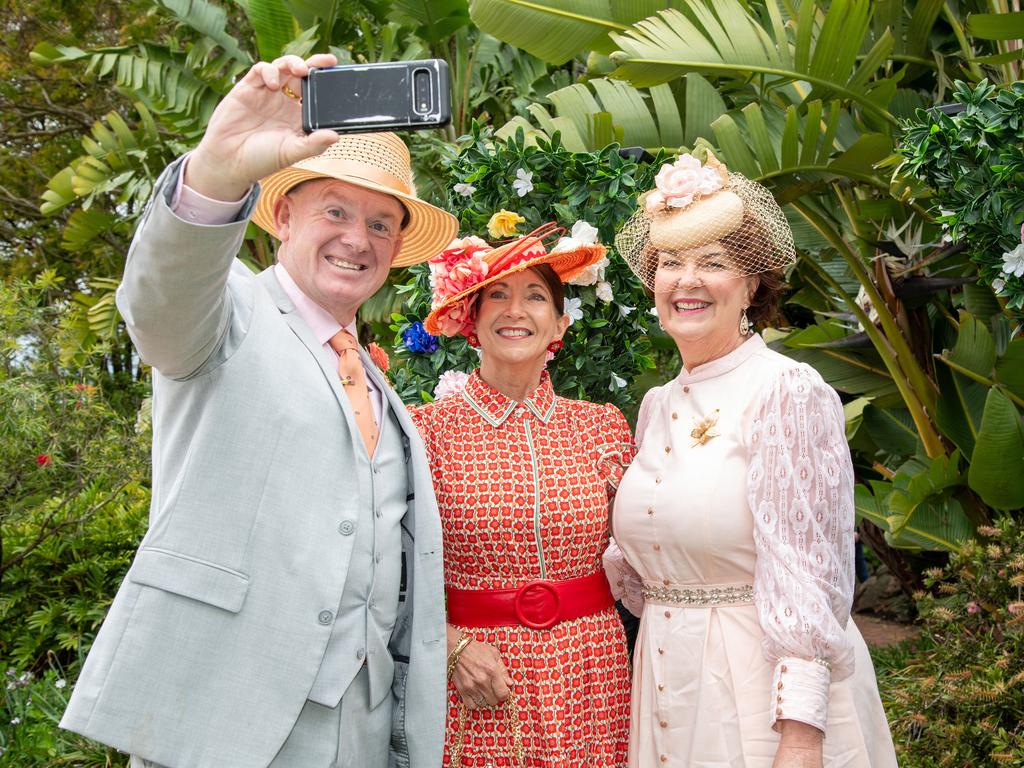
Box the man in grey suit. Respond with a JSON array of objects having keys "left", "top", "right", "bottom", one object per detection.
[{"left": 60, "top": 53, "right": 458, "bottom": 767}]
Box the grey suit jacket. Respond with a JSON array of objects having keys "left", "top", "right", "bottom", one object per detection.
[{"left": 60, "top": 158, "right": 447, "bottom": 767}]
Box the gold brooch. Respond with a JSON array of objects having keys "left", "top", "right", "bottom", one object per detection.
[{"left": 690, "top": 409, "right": 720, "bottom": 447}]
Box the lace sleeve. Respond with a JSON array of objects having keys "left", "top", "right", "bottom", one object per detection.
[{"left": 747, "top": 365, "right": 856, "bottom": 733}]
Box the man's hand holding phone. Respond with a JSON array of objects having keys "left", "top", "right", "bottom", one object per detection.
[{"left": 185, "top": 54, "right": 340, "bottom": 202}]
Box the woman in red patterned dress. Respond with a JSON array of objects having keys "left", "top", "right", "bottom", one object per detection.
[{"left": 409, "top": 227, "right": 633, "bottom": 767}]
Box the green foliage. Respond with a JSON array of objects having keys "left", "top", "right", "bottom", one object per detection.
[
  {"left": 0, "top": 277, "right": 149, "bottom": 673},
  {"left": 880, "top": 519, "right": 1024, "bottom": 765},
  {"left": 898, "top": 80, "right": 1024, "bottom": 311},
  {"left": 0, "top": 667, "right": 127, "bottom": 766},
  {"left": 389, "top": 125, "right": 662, "bottom": 409}
]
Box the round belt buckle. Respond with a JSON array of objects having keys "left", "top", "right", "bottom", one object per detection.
[{"left": 514, "top": 580, "right": 561, "bottom": 630}]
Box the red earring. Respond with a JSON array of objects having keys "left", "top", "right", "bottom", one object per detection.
[
  {"left": 547, "top": 339, "right": 564, "bottom": 354},
  {"left": 466, "top": 332, "right": 480, "bottom": 348}
]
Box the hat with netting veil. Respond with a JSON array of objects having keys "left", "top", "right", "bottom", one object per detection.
[
  {"left": 615, "top": 151, "right": 795, "bottom": 291},
  {"left": 252, "top": 132, "right": 459, "bottom": 268}
]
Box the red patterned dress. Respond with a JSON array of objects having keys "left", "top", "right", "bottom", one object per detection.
[{"left": 410, "top": 370, "right": 634, "bottom": 767}]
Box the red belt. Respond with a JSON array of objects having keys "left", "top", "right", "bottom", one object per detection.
[{"left": 446, "top": 571, "right": 615, "bottom": 630}]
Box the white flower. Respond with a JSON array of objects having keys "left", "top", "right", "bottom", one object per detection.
[
  {"left": 453, "top": 182, "right": 476, "bottom": 197},
  {"left": 433, "top": 370, "right": 470, "bottom": 400},
  {"left": 10, "top": 717, "right": 20, "bottom": 725},
  {"left": 1001, "top": 243, "right": 1024, "bottom": 277},
  {"left": 569, "top": 219, "right": 599, "bottom": 244},
  {"left": 617, "top": 304, "right": 636, "bottom": 318},
  {"left": 565, "top": 257, "right": 608, "bottom": 286},
  {"left": 55, "top": 678, "right": 66, "bottom": 689},
  {"left": 609, "top": 372, "right": 627, "bottom": 391},
  {"left": 564, "top": 297, "right": 583, "bottom": 325},
  {"left": 512, "top": 168, "right": 534, "bottom": 197},
  {"left": 553, "top": 220, "right": 601, "bottom": 258},
  {"left": 649, "top": 306, "right": 659, "bottom": 316},
  {"left": 992, "top": 277, "right": 1006, "bottom": 295},
  {"left": 595, "top": 281, "right": 614, "bottom": 303}
]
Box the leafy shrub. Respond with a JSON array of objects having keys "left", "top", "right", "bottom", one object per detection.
[
  {"left": 898, "top": 79, "right": 1024, "bottom": 312},
  {"left": 0, "top": 275, "right": 149, "bottom": 676},
  {"left": 0, "top": 666, "right": 126, "bottom": 767},
  {"left": 880, "top": 518, "right": 1024, "bottom": 766},
  {"left": 389, "top": 126, "right": 665, "bottom": 409}
]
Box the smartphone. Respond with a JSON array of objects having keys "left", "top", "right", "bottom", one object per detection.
[{"left": 301, "top": 59, "right": 451, "bottom": 134}]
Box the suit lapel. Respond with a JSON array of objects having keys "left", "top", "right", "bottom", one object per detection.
[{"left": 256, "top": 268, "right": 361, "bottom": 441}]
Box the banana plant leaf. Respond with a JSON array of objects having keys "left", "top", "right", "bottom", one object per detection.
[{"left": 967, "top": 388, "right": 1024, "bottom": 510}]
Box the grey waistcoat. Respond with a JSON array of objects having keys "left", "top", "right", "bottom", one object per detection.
[{"left": 307, "top": 389, "right": 408, "bottom": 709}]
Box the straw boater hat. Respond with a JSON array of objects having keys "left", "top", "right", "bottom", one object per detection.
[
  {"left": 251, "top": 132, "right": 459, "bottom": 268},
  {"left": 424, "top": 223, "right": 606, "bottom": 337},
  {"left": 615, "top": 151, "right": 796, "bottom": 291}
]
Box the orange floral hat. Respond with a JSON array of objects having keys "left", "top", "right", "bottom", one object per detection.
[{"left": 423, "top": 222, "right": 607, "bottom": 337}]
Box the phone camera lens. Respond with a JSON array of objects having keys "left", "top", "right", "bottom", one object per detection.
[{"left": 413, "top": 69, "right": 432, "bottom": 115}]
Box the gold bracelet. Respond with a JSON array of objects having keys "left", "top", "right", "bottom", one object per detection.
[{"left": 446, "top": 633, "right": 473, "bottom": 678}]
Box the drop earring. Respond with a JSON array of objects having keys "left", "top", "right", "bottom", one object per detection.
[
  {"left": 547, "top": 339, "right": 564, "bottom": 354},
  {"left": 739, "top": 306, "right": 751, "bottom": 336}
]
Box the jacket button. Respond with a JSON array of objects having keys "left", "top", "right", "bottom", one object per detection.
[
  {"left": 338, "top": 520, "right": 356, "bottom": 535},
  {"left": 318, "top": 610, "right": 333, "bottom": 625}
]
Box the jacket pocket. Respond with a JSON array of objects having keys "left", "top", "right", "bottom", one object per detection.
[{"left": 128, "top": 547, "right": 250, "bottom": 613}]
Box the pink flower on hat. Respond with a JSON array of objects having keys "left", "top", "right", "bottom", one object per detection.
[
  {"left": 432, "top": 296, "right": 478, "bottom": 337},
  {"left": 429, "top": 236, "right": 492, "bottom": 308},
  {"left": 645, "top": 154, "right": 724, "bottom": 214}
]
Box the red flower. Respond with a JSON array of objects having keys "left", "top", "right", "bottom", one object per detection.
[
  {"left": 36, "top": 454, "right": 52, "bottom": 467},
  {"left": 367, "top": 343, "right": 390, "bottom": 374}
]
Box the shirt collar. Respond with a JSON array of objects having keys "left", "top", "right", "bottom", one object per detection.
[
  {"left": 274, "top": 263, "right": 357, "bottom": 343},
  {"left": 676, "top": 333, "right": 766, "bottom": 384},
  {"left": 462, "top": 369, "right": 556, "bottom": 426}
]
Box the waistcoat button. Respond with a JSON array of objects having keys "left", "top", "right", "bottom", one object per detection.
[
  {"left": 338, "top": 520, "right": 356, "bottom": 535},
  {"left": 318, "top": 610, "right": 333, "bottom": 625}
]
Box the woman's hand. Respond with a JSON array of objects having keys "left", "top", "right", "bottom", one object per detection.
[
  {"left": 447, "top": 624, "right": 513, "bottom": 711},
  {"left": 772, "top": 720, "right": 823, "bottom": 768}
]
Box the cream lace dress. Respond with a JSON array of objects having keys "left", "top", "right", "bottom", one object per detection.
[{"left": 606, "top": 335, "right": 896, "bottom": 767}]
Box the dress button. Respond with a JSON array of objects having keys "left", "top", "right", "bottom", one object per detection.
[
  {"left": 657, "top": 683, "right": 665, "bottom": 692},
  {"left": 647, "top": 507, "right": 655, "bottom": 516},
  {"left": 777, "top": 694, "right": 783, "bottom": 703},
  {"left": 780, "top": 665, "right": 788, "bottom": 673},
  {"left": 777, "top": 682, "right": 784, "bottom": 690},
  {"left": 657, "top": 647, "right": 665, "bottom": 655},
  {"left": 664, "top": 446, "right": 671, "bottom": 454},
  {"left": 683, "top": 386, "right": 690, "bottom": 393},
  {"left": 338, "top": 520, "right": 356, "bottom": 535},
  {"left": 375, "top": 508, "right": 382, "bottom": 518},
  {"left": 664, "top": 610, "right": 672, "bottom": 618},
  {"left": 660, "top": 755, "right": 668, "bottom": 763},
  {"left": 356, "top": 648, "right": 365, "bottom": 660},
  {"left": 373, "top": 466, "right": 381, "bottom": 475},
  {"left": 776, "top": 707, "right": 783, "bottom": 717},
  {"left": 655, "top": 476, "right": 662, "bottom": 484},
  {"left": 375, "top": 552, "right": 383, "bottom": 564},
  {"left": 653, "top": 543, "right": 661, "bottom": 551},
  {"left": 318, "top": 610, "right": 333, "bottom": 625},
  {"left": 660, "top": 720, "right": 668, "bottom": 728},
  {"left": 662, "top": 578, "right": 671, "bottom": 586},
  {"left": 671, "top": 412, "right": 678, "bottom": 420}
]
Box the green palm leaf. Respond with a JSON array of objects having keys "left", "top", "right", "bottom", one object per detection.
[
  {"left": 467, "top": 0, "right": 694, "bottom": 64},
  {"left": 607, "top": 0, "right": 897, "bottom": 125},
  {"left": 496, "top": 73, "right": 724, "bottom": 152}
]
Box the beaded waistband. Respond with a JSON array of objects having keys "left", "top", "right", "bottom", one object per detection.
[{"left": 641, "top": 582, "right": 754, "bottom": 606}]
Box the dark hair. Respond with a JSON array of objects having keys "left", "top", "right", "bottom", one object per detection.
[
  {"left": 531, "top": 264, "right": 566, "bottom": 315},
  {"left": 718, "top": 214, "right": 786, "bottom": 327}
]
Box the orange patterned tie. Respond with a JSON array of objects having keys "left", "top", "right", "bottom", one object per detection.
[{"left": 328, "top": 330, "right": 379, "bottom": 457}]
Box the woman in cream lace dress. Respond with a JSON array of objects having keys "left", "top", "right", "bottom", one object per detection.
[{"left": 605, "top": 153, "right": 897, "bottom": 767}]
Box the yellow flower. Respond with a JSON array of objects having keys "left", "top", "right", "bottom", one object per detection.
[{"left": 487, "top": 209, "right": 525, "bottom": 239}]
